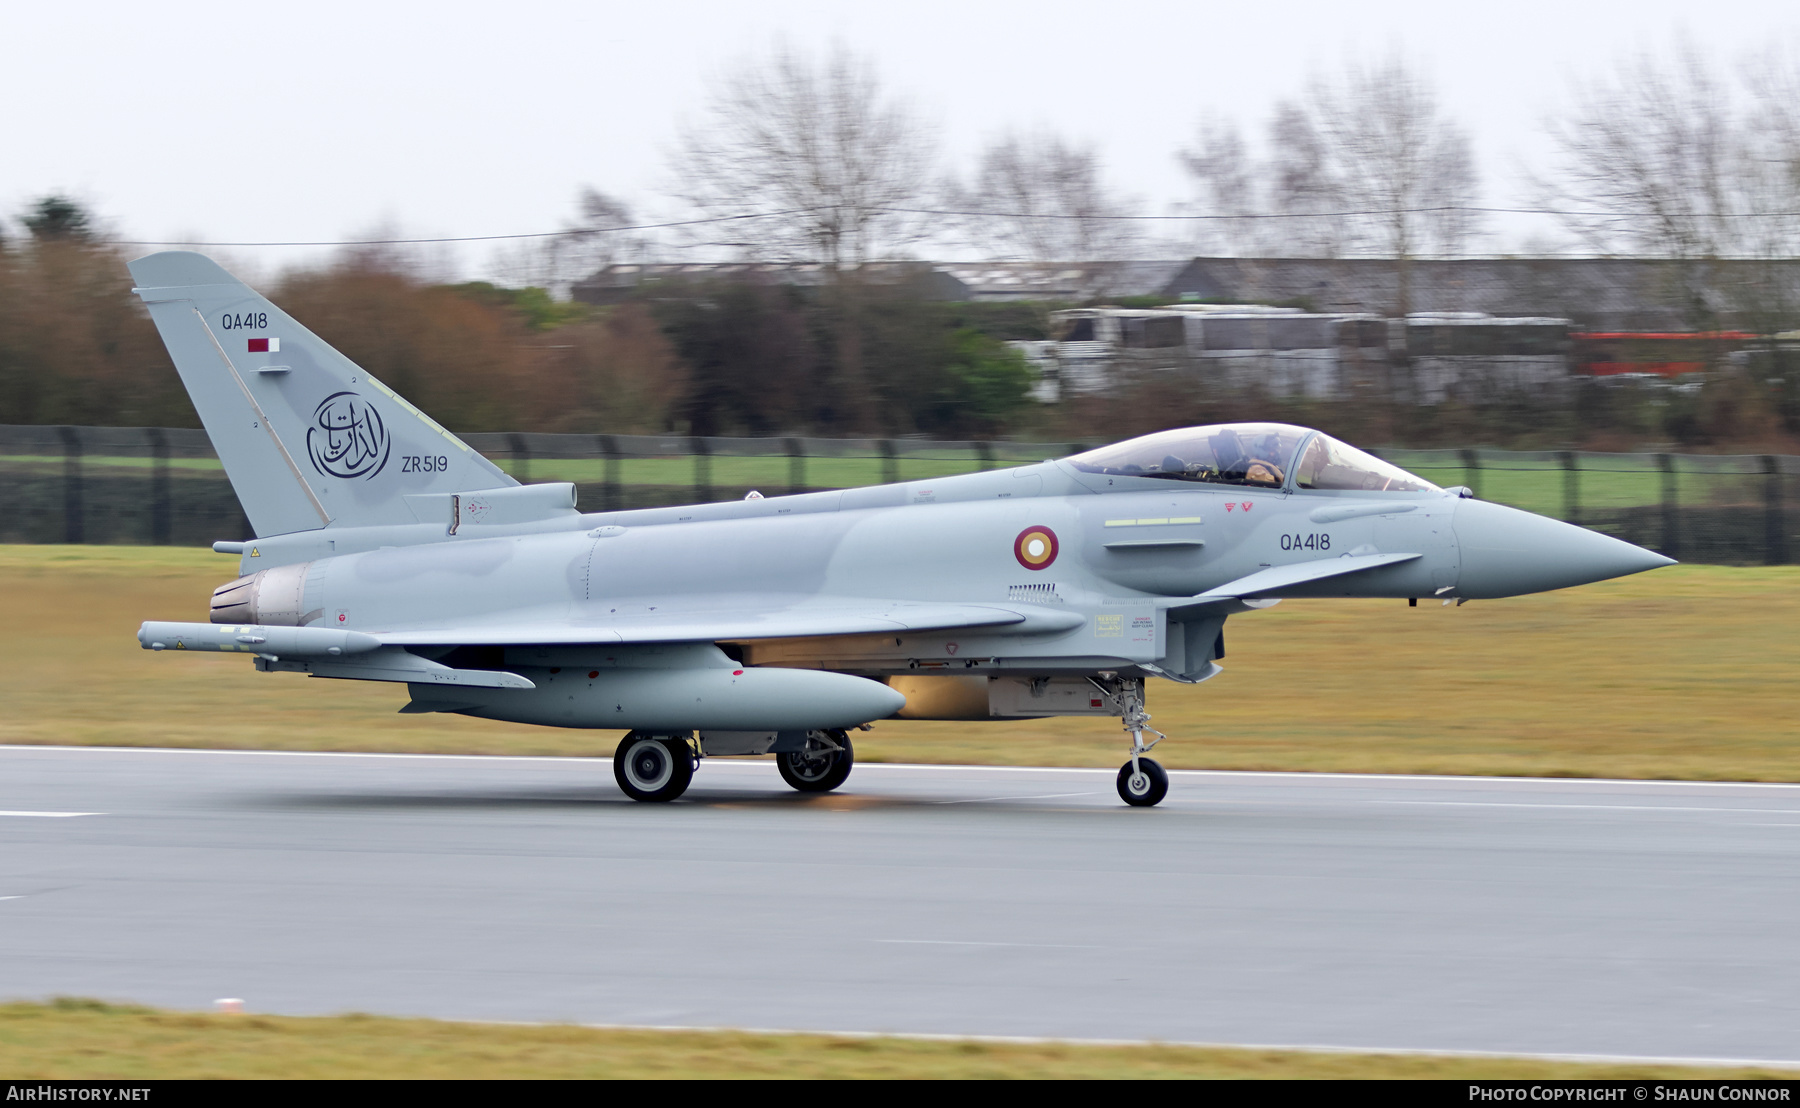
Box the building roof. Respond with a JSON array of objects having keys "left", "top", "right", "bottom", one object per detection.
[
  {"left": 570, "top": 261, "right": 967, "bottom": 304},
  {"left": 1163, "top": 257, "right": 1800, "bottom": 331},
  {"left": 571, "top": 259, "right": 1192, "bottom": 305},
  {"left": 570, "top": 256, "right": 1800, "bottom": 329}
]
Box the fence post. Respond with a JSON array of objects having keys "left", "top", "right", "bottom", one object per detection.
[
  {"left": 1459, "top": 448, "right": 1482, "bottom": 500},
  {"left": 976, "top": 441, "right": 994, "bottom": 472},
  {"left": 506, "top": 433, "right": 530, "bottom": 484},
  {"left": 1657, "top": 453, "right": 1680, "bottom": 560},
  {"left": 1765, "top": 455, "right": 1786, "bottom": 566},
  {"left": 147, "top": 427, "right": 171, "bottom": 545},
  {"left": 692, "top": 436, "right": 713, "bottom": 504},
  {"left": 785, "top": 437, "right": 806, "bottom": 496},
  {"left": 597, "top": 435, "right": 619, "bottom": 513},
  {"left": 56, "top": 426, "right": 83, "bottom": 544},
  {"left": 1559, "top": 450, "right": 1580, "bottom": 526},
  {"left": 879, "top": 439, "right": 898, "bottom": 486}
]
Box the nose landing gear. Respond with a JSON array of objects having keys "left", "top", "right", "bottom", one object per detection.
[{"left": 1090, "top": 676, "right": 1169, "bottom": 807}]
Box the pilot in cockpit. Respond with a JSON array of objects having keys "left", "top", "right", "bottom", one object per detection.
[
  {"left": 1211, "top": 428, "right": 1286, "bottom": 487},
  {"left": 1144, "top": 427, "right": 1286, "bottom": 487},
  {"left": 1068, "top": 423, "right": 1438, "bottom": 494}
]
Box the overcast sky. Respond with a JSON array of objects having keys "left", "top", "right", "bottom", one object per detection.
[{"left": 6, "top": 0, "right": 1797, "bottom": 280}]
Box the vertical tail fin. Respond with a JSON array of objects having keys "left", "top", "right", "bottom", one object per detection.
[{"left": 128, "top": 251, "right": 515, "bottom": 537}]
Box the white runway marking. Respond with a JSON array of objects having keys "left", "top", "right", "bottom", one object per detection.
[
  {"left": 875, "top": 939, "right": 1102, "bottom": 949},
  {"left": 1378, "top": 800, "right": 1800, "bottom": 814},
  {"left": 0, "top": 811, "right": 100, "bottom": 818}
]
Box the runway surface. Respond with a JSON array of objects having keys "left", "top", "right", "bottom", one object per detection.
[{"left": 3, "top": 744, "right": 1799, "bottom": 1062}]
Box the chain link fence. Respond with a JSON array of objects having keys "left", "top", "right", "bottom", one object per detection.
[{"left": 2, "top": 425, "right": 1792, "bottom": 565}]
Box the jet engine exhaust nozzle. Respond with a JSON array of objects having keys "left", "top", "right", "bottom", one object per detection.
[{"left": 209, "top": 562, "right": 312, "bottom": 626}]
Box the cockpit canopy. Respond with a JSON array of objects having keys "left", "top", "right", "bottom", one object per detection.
[{"left": 1066, "top": 423, "right": 1439, "bottom": 493}]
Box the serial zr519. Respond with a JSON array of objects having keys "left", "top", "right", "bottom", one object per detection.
[
  {"left": 1280, "top": 532, "right": 1332, "bottom": 551},
  {"left": 400, "top": 455, "right": 450, "bottom": 474}
]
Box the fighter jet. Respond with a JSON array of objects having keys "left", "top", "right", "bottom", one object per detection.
[{"left": 129, "top": 251, "right": 1674, "bottom": 807}]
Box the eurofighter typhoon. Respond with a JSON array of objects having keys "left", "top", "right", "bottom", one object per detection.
[{"left": 130, "top": 252, "right": 1674, "bottom": 806}]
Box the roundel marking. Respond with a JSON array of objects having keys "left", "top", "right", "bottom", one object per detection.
[{"left": 1014, "top": 525, "right": 1059, "bottom": 571}]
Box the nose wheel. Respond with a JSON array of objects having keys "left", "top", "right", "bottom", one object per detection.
[
  {"left": 1090, "top": 675, "right": 1171, "bottom": 808},
  {"left": 1118, "top": 758, "right": 1168, "bottom": 806}
]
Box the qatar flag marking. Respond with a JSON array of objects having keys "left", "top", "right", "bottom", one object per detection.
[{"left": 247, "top": 338, "right": 281, "bottom": 353}]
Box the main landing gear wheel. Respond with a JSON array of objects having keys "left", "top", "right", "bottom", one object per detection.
[
  {"left": 1117, "top": 758, "right": 1168, "bottom": 807},
  {"left": 777, "top": 730, "right": 854, "bottom": 793},
  {"left": 613, "top": 732, "right": 695, "bottom": 802}
]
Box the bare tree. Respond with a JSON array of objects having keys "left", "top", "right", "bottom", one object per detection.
[
  {"left": 1178, "top": 118, "right": 1265, "bottom": 257},
  {"left": 1539, "top": 45, "right": 1800, "bottom": 338},
  {"left": 667, "top": 43, "right": 936, "bottom": 269},
  {"left": 490, "top": 188, "right": 648, "bottom": 295},
  {"left": 1265, "top": 100, "right": 1351, "bottom": 257},
  {"left": 1544, "top": 48, "right": 1745, "bottom": 260},
  {"left": 1180, "top": 55, "right": 1478, "bottom": 293},
  {"left": 1543, "top": 45, "right": 1800, "bottom": 262},
  {"left": 1181, "top": 109, "right": 1352, "bottom": 259},
  {"left": 951, "top": 128, "right": 1139, "bottom": 262},
  {"left": 665, "top": 44, "right": 937, "bottom": 429},
  {"left": 1306, "top": 55, "right": 1480, "bottom": 314}
]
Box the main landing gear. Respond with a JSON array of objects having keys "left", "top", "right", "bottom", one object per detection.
[
  {"left": 777, "top": 729, "right": 854, "bottom": 793},
  {"left": 611, "top": 728, "right": 856, "bottom": 802},
  {"left": 613, "top": 732, "right": 697, "bottom": 802},
  {"left": 1090, "top": 675, "right": 1169, "bottom": 807}
]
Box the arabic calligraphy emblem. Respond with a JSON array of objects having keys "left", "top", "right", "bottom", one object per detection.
[{"left": 306, "top": 391, "right": 390, "bottom": 479}]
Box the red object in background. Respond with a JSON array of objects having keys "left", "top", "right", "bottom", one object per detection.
[{"left": 1571, "top": 332, "right": 1758, "bottom": 378}]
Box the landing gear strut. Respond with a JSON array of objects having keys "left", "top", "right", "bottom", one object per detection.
[
  {"left": 777, "top": 729, "right": 854, "bottom": 794},
  {"left": 613, "top": 731, "right": 697, "bottom": 802},
  {"left": 1090, "top": 676, "right": 1169, "bottom": 807}
]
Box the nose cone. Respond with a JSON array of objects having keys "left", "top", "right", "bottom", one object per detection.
[{"left": 1453, "top": 498, "right": 1676, "bottom": 599}]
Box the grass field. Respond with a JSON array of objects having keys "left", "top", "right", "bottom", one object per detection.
[
  {"left": 0, "top": 1000, "right": 1787, "bottom": 1079},
  {"left": 2, "top": 545, "right": 1796, "bottom": 780}
]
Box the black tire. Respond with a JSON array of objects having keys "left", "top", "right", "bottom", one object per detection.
[
  {"left": 777, "top": 730, "right": 854, "bottom": 793},
  {"left": 613, "top": 733, "right": 694, "bottom": 802},
  {"left": 1117, "top": 757, "right": 1168, "bottom": 807}
]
